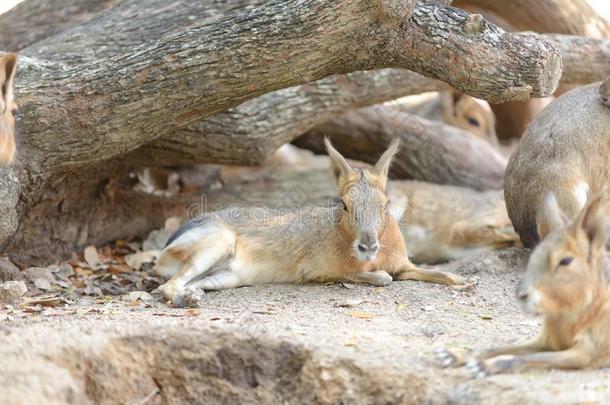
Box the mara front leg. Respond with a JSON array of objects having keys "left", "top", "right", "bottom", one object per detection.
[
  {"left": 339, "top": 270, "right": 393, "bottom": 286},
  {"left": 467, "top": 341, "right": 594, "bottom": 377},
  {"left": 436, "top": 336, "right": 549, "bottom": 368}
]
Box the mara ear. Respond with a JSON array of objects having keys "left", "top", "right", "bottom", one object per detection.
[
  {"left": 372, "top": 138, "right": 400, "bottom": 187},
  {"left": 324, "top": 137, "right": 353, "bottom": 186},
  {"left": 573, "top": 196, "right": 608, "bottom": 253},
  {"left": 0, "top": 53, "right": 17, "bottom": 112},
  {"left": 386, "top": 190, "right": 408, "bottom": 222},
  {"left": 441, "top": 90, "right": 461, "bottom": 117},
  {"left": 543, "top": 192, "right": 568, "bottom": 234}
]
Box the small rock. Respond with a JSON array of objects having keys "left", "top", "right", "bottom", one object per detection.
[
  {"left": 0, "top": 257, "right": 23, "bottom": 282},
  {"left": 0, "top": 280, "right": 27, "bottom": 304},
  {"left": 34, "top": 278, "right": 53, "bottom": 291},
  {"left": 421, "top": 324, "right": 445, "bottom": 338},
  {"left": 25, "top": 267, "right": 56, "bottom": 283},
  {"left": 53, "top": 264, "right": 75, "bottom": 280},
  {"left": 128, "top": 291, "right": 153, "bottom": 302},
  {"left": 421, "top": 305, "right": 434, "bottom": 312}
]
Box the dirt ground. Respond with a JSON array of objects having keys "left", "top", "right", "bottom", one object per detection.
[{"left": 1, "top": 247, "right": 609, "bottom": 404}]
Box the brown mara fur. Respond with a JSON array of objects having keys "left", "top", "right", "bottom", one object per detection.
[
  {"left": 440, "top": 91, "right": 498, "bottom": 146},
  {"left": 389, "top": 181, "right": 519, "bottom": 264},
  {"left": 437, "top": 196, "right": 610, "bottom": 376},
  {"left": 155, "top": 138, "right": 470, "bottom": 307},
  {"left": 0, "top": 53, "right": 17, "bottom": 165},
  {"left": 505, "top": 79, "right": 610, "bottom": 248}
]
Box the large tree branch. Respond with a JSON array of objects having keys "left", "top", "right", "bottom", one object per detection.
[
  {"left": 129, "top": 69, "right": 448, "bottom": 166},
  {"left": 129, "top": 34, "right": 609, "bottom": 168},
  {"left": 13, "top": 2, "right": 560, "bottom": 172},
  {"left": 294, "top": 106, "right": 507, "bottom": 190},
  {"left": 545, "top": 35, "right": 610, "bottom": 91},
  {"left": 391, "top": 6, "right": 560, "bottom": 102},
  {"left": 0, "top": 0, "right": 119, "bottom": 51},
  {"left": 454, "top": 0, "right": 610, "bottom": 38}
]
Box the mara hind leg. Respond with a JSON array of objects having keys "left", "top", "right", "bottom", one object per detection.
[
  {"left": 393, "top": 259, "right": 472, "bottom": 288},
  {"left": 157, "top": 226, "right": 236, "bottom": 307},
  {"left": 188, "top": 271, "right": 243, "bottom": 290}
]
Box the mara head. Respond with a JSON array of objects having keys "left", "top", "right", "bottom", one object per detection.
[
  {"left": 441, "top": 91, "right": 497, "bottom": 145},
  {"left": 0, "top": 53, "right": 17, "bottom": 165},
  {"left": 517, "top": 194, "right": 609, "bottom": 317},
  {"left": 325, "top": 137, "right": 403, "bottom": 262}
]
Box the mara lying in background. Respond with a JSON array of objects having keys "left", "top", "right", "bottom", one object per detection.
[
  {"left": 389, "top": 181, "right": 519, "bottom": 263},
  {"left": 0, "top": 53, "right": 17, "bottom": 165},
  {"left": 505, "top": 78, "right": 610, "bottom": 248},
  {"left": 155, "top": 139, "right": 470, "bottom": 307},
  {"left": 437, "top": 196, "right": 610, "bottom": 376},
  {"left": 393, "top": 90, "right": 498, "bottom": 146}
]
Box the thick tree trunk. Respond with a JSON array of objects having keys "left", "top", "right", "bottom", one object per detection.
[
  {"left": 1, "top": 1, "right": 562, "bottom": 264},
  {"left": 294, "top": 107, "right": 507, "bottom": 190}
]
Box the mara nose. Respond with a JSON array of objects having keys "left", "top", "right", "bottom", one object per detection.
[{"left": 357, "top": 234, "right": 379, "bottom": 253}]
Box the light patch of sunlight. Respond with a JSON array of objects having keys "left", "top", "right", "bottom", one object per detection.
[
  {"left": 588, "top": 0, "right": 610, "bottom": 21},
  {"left": 0, "top": 0, "right": 25, "bottom": 15}
]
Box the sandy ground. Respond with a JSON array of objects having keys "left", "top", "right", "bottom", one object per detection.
[{"left": 2, "top": 248, "right": 610, "bottom": 404}]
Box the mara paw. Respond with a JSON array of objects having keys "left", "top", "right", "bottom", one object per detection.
[
  {"left": 372, "top": 271, "right": 393, "bottom": 286},
  {"left": 434, "top": 348, "right": 463, "bottom": 368},
  {"left": 170, "top": 287, "right": 205, "bottom": 308},
  {"left": 466, "top": 358, "right": 489, "bottom": 379},
  {"left": 451, "top": 276, "right": 479, "bottom": 291}
]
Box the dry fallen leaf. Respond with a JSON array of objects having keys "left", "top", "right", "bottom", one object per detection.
[
  {"left": 344, "top": 338, "right": 358, "bottom": 347},
  {"left": 349, "top": 311, "right": 376, "bottom": 320},
  {"left": 108, "top": 264, "right": 132, "bottom": 275},
  {"left": 337, "top": 299, "right": 364, "bottom": 308},
  {"left": 21, "top": 296, "right": 68, "bottom": 308},
  {"left": 84, "top": 246, "right": 103, "bottom": 270}
]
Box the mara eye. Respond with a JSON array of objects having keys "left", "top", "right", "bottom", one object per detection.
[
  {"left": 558, "top": 256, "right": 574, "bottom": 267},
  {"left": 467, "top": 117, "right": 480, "bottom": 127}
]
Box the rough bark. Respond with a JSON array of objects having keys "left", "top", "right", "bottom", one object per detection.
[
  {"left": 1, "top": 0, "right": 565, "bottom": 264},
  {"left": 13, "top": 2, "right": 561, "bottom": 172},
  {"left": 130, "top": 69, "right": 448, "bottom": 166},
  {"left": 294, "top": 106, "right": 507, "bottom": 190},
  {"left": 453, "top": 0, "right": 610, "bottom": 38},
  {"left": 390, "top": 6, "right": 560, "bottom": 102},
  {"left": 0, "top": 0, "right": 119, "bottom": 51},
  {"left": 545, "top": 35, "right": 610, "bottom": 92}
]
